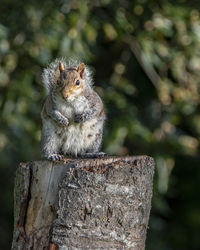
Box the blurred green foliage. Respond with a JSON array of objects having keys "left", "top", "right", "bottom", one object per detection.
[{"left": 1, "top": 0, "right": 200, "bottom": 249}]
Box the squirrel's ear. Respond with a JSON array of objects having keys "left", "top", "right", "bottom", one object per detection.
[
  {"left": 77, "top": 63, "right": 85, "bottom": 79},
  {"left": 59, "top": 62, "right": 64, "bottom": 72}
]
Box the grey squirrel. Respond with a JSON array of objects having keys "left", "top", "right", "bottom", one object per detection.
[{"left": 41, "top": 59, "right": 105, "bottom": 161}]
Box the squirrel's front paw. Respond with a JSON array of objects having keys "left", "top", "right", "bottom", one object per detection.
[
  {"left": 48, "top": 154, "right": 64, "bottom": 161},
  {"left": 74, "top": 114, "right": 84, "bottom": 123},
  {"left": 59, "top": 117, "right": 69, "bottom": 126}
]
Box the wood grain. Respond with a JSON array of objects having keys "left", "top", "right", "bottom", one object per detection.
[{"left": 12, "top": 156, "right": 154, "bottom": 250}]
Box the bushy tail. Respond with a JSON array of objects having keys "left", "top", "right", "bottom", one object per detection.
[{"left": 42, "top": 58, "right": 93, "bottom": 95}]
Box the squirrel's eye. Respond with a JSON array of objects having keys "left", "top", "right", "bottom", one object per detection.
[{"left": 76, "top": 80, "right": 80, "bottom": 85}]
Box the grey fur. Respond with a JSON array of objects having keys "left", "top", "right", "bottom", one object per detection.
[{"left": 41, "top": 58, "right": 105, "bottom": 161}]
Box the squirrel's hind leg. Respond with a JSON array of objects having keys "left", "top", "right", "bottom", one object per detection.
[
  {"left": 47, "top": 153, "right": 64, "bottom": 161},
  {"left": 78, "top": 152, "right": 107, "bottom": 159},
  {"left": 41, "top": 128, "right": 64, "bottom": 162}
]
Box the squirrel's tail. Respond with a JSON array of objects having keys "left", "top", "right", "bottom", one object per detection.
[
  {"left": 42, "top": 58, "right": 93, "bottom": 94},
  {"left": 42, "top": 58, "right": 67, "bottom": 95}
]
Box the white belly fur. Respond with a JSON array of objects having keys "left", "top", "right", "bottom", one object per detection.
[{"left": 55, "top": 118, "right": 101, "bottom": 155}]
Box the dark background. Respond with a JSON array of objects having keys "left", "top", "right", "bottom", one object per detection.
[{"left": 1, "top": 0, "right": 200, "bottom": 249}]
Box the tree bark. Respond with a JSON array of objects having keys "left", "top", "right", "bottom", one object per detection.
[{"left": 12, "top": 156, "right": 154, "bottom": 250}]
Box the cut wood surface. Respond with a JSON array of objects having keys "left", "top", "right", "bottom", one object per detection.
[{"left": 12, "top": 156, "right": 154, "bottom": 250}]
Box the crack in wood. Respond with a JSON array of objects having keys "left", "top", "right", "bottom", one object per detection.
[{"left": 15, "top": 162, "right": 32, "bottom": 244}]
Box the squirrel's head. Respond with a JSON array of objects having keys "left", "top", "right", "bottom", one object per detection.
[{"left": 56, "top": 62, "right": 85, "bottom": 100}]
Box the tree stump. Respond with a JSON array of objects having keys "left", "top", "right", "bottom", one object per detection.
[{"left": 12, "top": 156, "right": 154, "bottom": 250}]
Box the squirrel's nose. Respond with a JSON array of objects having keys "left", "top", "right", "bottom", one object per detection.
[{"left": 63, "top": 91, "right": 71, "bottom": 98}]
